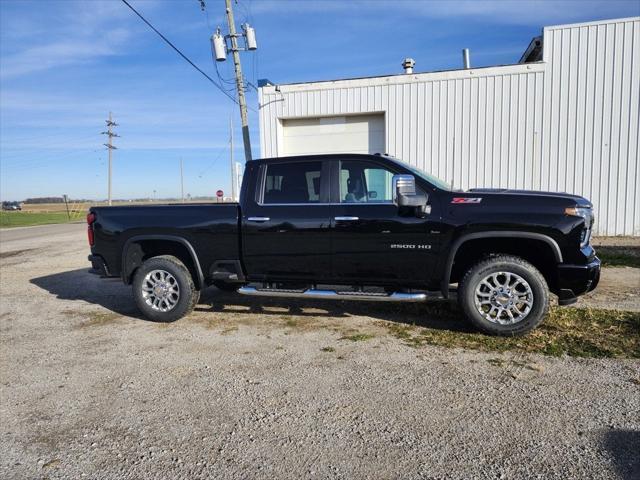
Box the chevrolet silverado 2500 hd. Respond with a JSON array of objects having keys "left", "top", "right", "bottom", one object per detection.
[{"left": 87, "top": 154, "right": 600, "bottom": 336}]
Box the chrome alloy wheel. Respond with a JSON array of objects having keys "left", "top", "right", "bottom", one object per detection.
[
  {"left": 142, "top": 269, "right": 180, "bottom": 312},
  {"left": 474, "top": 271, "right": 533, "bottom": 325}
]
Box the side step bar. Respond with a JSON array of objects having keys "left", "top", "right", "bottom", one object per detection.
[{"left": 237, "top": 286, "right": 427, "bottom": 302}]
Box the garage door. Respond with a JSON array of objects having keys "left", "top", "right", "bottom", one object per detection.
[{"left": 281, "top": 114, "right": 385, "bottom": 156}]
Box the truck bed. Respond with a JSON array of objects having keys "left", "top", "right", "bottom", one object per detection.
[{"left": 89, "top": 203, "right": 240, "bottom": 282}]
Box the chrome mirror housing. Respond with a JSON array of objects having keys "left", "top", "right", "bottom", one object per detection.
[{"left": 392, "top": 174, "right": 428, "bottom": 211}]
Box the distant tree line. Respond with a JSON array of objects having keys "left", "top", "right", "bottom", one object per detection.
[
  {"left": 23, "top": 197, "right": 95, "bottom": 204},
  {"left": 20, "top": 196, "right": 220, "bottom": 204},
  {"left": 23, "top": 197, "right": 65, "bottom": 204}
]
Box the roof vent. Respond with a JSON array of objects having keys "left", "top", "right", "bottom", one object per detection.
[
  {"left": 402, "top": 58, "right": 415, "bottom": 74},
  {"left": 462, "top": 48, "right": 471, "bottom": 69}
]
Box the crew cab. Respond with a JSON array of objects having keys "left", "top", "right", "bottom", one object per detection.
[{"left": 87, "top": 154, "right": 600, "bottom": 336}]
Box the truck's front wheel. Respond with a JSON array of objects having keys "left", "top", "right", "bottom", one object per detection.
[
  {"left": 458, "top": 255, "right": 549, "bottom": 336},
  {"left": 132, "top": 255, "right": 200, "bottom": 322}
]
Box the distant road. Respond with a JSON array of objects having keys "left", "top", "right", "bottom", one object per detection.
[{"left": 0, "top": 222, "right": 85, "bottom": 245}]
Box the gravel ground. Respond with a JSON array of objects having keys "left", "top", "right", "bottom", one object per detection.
[{"left": 0, "top": 224, "right": 638, "bottom": 479}]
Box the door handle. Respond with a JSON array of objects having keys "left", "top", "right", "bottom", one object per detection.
[
  {"left": 247, "top": 217, "right": 270, "bottom": 222},
  {"left": 334, "top": 216, "right": 359, "bottom": 221}
]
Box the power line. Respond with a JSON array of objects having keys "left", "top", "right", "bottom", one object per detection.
[
  {"left": 197, "top": 144, "right": 228, "bottom": 178},
  {"left": 120, "top": 0, "right": 254, "bottom": 111}
]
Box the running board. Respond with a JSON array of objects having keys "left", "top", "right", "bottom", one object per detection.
[{"left": 237, "top": 286, "right": 427, "bottom": 302}]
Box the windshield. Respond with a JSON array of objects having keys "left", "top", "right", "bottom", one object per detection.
[{"left": 388, "top": 157, "right": 453, "bottom": 191}]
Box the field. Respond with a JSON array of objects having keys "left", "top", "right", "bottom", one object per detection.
[
  {"left": 0, "top": 200, "right": 217, "bottom": 228},
  {"left": 0, "top": 202, "right": 90, "bottom": 228},
  {"left": 0, "top": 210, "right": 83, "bottom": 227}
]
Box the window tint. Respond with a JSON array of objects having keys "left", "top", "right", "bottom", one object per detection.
[
  {"left": 263, "top": 161, "right": 322, "bottom": 204},
  {"left": 340, "top": 160, "right": 393, "bottom": 203}
]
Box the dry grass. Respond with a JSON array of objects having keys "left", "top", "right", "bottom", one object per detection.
[
  {"left": 385, "top": 306, "right": 640, "bottom": 358},
  {"left": 339, "top": 332, "right": 376, "bottom": 342},
  {"left": 21, "top": 203, "right": 92, "bottom": 213},
  {"left": 596, "top": 245, "right": 640, "bottom": 268}
]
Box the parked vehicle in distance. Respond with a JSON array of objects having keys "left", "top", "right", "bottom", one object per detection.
[
  {"left": 87, "top": 153, "right": 600, "bottom": 336},
  {"left": 2, "top": 201, "right": 22, "bottom": 211}
]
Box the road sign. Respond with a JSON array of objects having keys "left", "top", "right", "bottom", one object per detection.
[{"left": 216, "top": 190, "right": 224, "bottom": 198}]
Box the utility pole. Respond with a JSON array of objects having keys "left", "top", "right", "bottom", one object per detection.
[
  {"left": 101, "top": 112, "right": 119, "bottom": 206},
  {"left": 180, "top": 158, "right": 185, "bottom": 203},
  {"left": 224, "top": 0, "right": 251, "bottom": 162}
]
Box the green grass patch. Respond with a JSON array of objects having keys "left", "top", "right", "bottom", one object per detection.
[
  {"left": 596, "top": 246, "right": 640, "bottom": 268},
  {"left": 386, "top": 307, "right": 640, "bottom": 358},
  {"left": 321, "top": 346, "right": 336, "bottom": 352},
  {"left": 0, "top": 211, "right": 78, "bottom": 228}
]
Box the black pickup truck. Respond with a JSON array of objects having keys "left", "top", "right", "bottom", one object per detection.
[{"left": 87, "top": 153, "right": 600, "bottom": 335}]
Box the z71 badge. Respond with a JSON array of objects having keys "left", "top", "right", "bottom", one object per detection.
[{"left": 451, "top": 197, "right": 482, "bottom": 204}]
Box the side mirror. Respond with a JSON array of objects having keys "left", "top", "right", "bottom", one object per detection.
[{"left": 392, "top": 174, "right": 429, "bottom": 212}]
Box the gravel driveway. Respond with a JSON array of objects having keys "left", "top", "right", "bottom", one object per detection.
[{"left": 1, "top": 224, "right": 638, "bottom": 479}]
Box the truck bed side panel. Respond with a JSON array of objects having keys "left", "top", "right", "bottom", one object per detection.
[{"left": 90, "top": 204, "right": 240, "bottom": 280}]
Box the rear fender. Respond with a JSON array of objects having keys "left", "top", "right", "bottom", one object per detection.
[{"left": 122, "top": 235, "right": 205, "bottom": 288}]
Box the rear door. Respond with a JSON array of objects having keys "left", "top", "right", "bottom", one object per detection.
[
  {"left": 241, "top": 159, "right": 333, "bottom": 283},
  {"left": 329, "top": 158, "right": 440, "bottom": 287}
]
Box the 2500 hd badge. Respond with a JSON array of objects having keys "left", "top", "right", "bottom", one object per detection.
[{"left": 390, "top": 244, "right": 432, "bottom": 249}]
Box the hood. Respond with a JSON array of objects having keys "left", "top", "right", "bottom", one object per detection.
[{"left": 467, "top": 188, "right": 592, "bottom": 207}]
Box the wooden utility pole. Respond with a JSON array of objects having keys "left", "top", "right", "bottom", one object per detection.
[
  {"left": 63, "top": 194, "right": 70, "bottom": 220},
  {"left": 102, "top": 112, "right": 119, "bottom": 206},
  {"left": 224, "top": 0, "right": 252, "bottom": 162},
  {"left": 180, "top": 157, "right": 185, "bottom": 203}
]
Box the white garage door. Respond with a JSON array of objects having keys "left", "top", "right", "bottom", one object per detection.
[{"left": 281, "top": 114, "right": 385, "bottom": 156}]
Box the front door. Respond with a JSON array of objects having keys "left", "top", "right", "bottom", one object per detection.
[
  {"left": 330, "top": 159, "right": 440, "bottom": 287},
  {"left": 241, "top": 159, "right": 333, "bottom": 283}
]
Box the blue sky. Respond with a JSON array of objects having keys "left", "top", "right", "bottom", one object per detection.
[{"left": 1, "top": 0, "right": 638, "bottom": 201}]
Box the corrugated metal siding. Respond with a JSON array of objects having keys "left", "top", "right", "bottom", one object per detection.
[
  {"left": 260, "top": 66, "right": 545, "bottom": 192},
  {"left": 259, "top": 17, "right": 640, "bottom": 235},
  {"left": 542, "top": 18, "right": 640, "bottom": 235}
]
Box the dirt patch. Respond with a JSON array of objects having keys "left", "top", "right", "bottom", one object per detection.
[
  {"left": 63, "top": 309, "right": 123, "bottom": 329},
  {"left": 0, "top": 248, "right": 35, "bottom": 259},
  {"left": 582, "top": 267, "right": 640, "bottom": 312},
  {"left": 593, "top": 236, "right": 640, "bottom": 247}
]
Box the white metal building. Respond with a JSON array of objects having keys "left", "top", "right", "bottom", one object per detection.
[{"left": 258, "top": 17, "right": 640, "bottom": 236}]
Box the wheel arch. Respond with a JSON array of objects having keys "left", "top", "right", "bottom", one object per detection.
[
  {"left": 441, "top": 231, "right": 563, "bottom": 297},
  {"left": 122, "top": 235, "right": 205, "bottom": 289}
]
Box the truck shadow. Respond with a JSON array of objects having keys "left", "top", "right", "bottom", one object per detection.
[
  {"left": 30, "top": 268, "right": 143, "bottom": 318},
  {"left": 30, "top": 268, "right": 471, "bottom": 333},
  {"left": 601, "top": 429, "right": 640, "bottom": 480},
  {"left": 196, "top": 287, "right": 471, "bottom": 333}
]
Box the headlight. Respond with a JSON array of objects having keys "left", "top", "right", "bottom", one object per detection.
[{"left": 565, "top": 207, "right": 594, "bottom": 247}]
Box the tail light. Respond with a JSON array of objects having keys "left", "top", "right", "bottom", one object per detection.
[{"left": 87, "top": 212, "right": 96, "bottom": 246}]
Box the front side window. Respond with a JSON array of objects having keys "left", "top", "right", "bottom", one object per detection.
[
  {"left": 263, "top": 161, "right": 322, "bottom": 204},
  {"left": 340, "top": 160, "right": 394, "bottom": 203}
]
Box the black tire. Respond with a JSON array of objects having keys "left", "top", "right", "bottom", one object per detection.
[
  {"left": 212, "top": 281, "right": 241, "bottom": 292},
  {"left": 132, "top": 255, "right": 200, "bottom": 322},
  {"left": 458, "top": 255, "right": 549, "bottom": 336}
]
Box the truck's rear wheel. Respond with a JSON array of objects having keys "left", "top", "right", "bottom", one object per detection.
[
  {"left": 132, "top": 255, "right": 199, "bottom": 322},
  {"left": 458, "top": 255, "right": 549, "bottom": 336}
]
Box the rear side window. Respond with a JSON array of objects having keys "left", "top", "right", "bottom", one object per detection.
[{"left": 263, "top": 161, "right": 322, "bottom": 204}]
